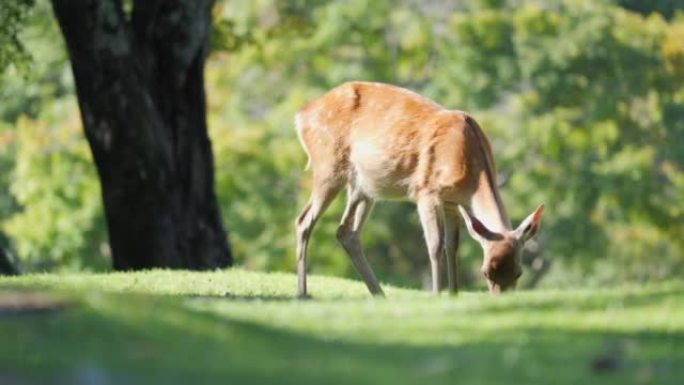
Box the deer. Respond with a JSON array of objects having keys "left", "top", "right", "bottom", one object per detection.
[{"left": 294, "top": 81, "right": 544, "bottom": 297}]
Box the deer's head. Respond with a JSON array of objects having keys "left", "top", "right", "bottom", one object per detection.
[{"left": 459, "top": 204, "right": 544, "bottom": 293}]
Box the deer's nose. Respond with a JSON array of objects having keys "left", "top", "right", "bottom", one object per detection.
[{"left": 489, "top": 283, "right": 502, "bottom": 294}]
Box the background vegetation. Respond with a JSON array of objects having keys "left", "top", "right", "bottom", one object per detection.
[{"left": 1, "top": 0, "right": 683, "bottom": 289}]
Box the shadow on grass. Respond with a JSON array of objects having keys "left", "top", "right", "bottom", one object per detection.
[
  {"left": 183, "top": 290, "right": 417, "bottom": 302},
  {"left": 464, "top": 285, "right": 684, "bottom": 315},
  {"left": 0, "top": 291, "right": 682, "bottom": 385},
  {"left": 184, "top": 293, "right": 298, "bottom": 302}
]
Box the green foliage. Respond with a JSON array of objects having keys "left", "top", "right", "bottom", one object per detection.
[
  {"left": 0, "top": 0, "right": 682, "bottom": 288},
  {"left": 1, "top": 270, "right": 683, "bottom": 384},
  {"left": 0, "top": 2, "right": 72, "bottom": 123},
  {"left": 0, "top": 1, "right": 106, "bottom": 271},
  {"left": 484, "top": 3, "right": 684, "bottom": 284},
  {"left": 207, "top": 0, "right": 449, "bottom": 287},
  {"left": 0, "top": 0, "right": 35, "bottom": 80},
  {"left": 206, "top": 0, "right": 684, "bottom": 287},
  {"left": 3, "top": 110, "right": 107, "bottom": 271}
]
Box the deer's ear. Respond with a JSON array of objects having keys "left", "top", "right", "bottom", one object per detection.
[
  {"left": 458, "top": 206, "right": 498, "bottom": 242},
  {"left": 514, "top": 204, "right": 544, "bottom": 242}
]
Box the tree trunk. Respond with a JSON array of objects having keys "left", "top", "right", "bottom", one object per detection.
[
  {"left": 0, "top": 247, "right": 19, "bottom": 276},
  {"left": 50, "top": 0, "right": 232, "bottom": 270}
]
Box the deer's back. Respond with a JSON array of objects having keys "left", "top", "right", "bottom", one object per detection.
[{"left": 296, "top": 82, "right": 483, "bottom": 201}]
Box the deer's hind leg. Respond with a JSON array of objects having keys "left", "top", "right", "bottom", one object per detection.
[
  {"left": 295, "top": 171, "right": 344, "bottom": 299},
  {"left": 336, "top": 184, "right": 384, "bottom": 296}
]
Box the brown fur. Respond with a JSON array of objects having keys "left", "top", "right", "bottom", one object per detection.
[
  {"left": 296, "top": 82, "right": 477, "bottom": 202},
  {"left": 294, "top": 81, "right": 543, "bottom": 296}
]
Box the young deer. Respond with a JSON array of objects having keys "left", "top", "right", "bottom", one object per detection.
[{"left": 294, "top": 81, "right": 544, "bottom": 297}]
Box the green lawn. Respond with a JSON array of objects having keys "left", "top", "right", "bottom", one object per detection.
[{"left": 0, "top": 269, "right": 682, "bottom": 384}]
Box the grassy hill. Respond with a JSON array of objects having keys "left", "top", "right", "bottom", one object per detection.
[{"left": 0, "top": 269, "right": 682, "bottom": 384}]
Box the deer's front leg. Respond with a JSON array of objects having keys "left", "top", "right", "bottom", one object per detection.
[
  {"left": 417, "top": 196, "right": 445, "bottom": 294},
  {"left": 444, "top": 206, "right": 461, "bottom": 294}
]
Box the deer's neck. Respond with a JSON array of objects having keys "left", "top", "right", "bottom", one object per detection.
[
  {"left": 464, "top": 115, "right": 511, "bottom": 233},
  {"left": 469, "top": 169, "right": 511, "bottom": 233}
]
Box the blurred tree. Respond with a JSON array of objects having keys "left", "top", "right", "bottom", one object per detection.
[
  {"left": 208, "top": 0, "right": 483, "bottom": 289},
  {"left": 208, "top": 0, "right": 684, "bottom": 288},
  {"left": 0, "top": 2, "right": 110, "bottom": 272},
  {"left": 48, "top": 0, "right": 232, "bottom": 269},
  {"left": 432, "top": 1, "right": 684, "bottom": 285},
  {"left": 0, "top": 246, "right": 19, "bottom": 275},
  {"left": 1, "top": 0, "right": 681, "bottom": 288},
  {"left": 4, "top": 111, "right": 108, "bottom": 272},
  {"left": 0, "top": 0, "right": 35, "bottom": 80}
]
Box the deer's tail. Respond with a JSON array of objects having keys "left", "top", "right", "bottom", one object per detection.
[{"left": 294, "top": 112, "right": 311, "bottom": 171}]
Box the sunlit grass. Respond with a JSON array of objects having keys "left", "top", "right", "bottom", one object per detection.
[{"left": 1, "top": 269, "right": 682, "bottom": 384}]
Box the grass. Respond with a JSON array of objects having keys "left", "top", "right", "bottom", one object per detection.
[{"left": 0, "top": 269, "right": 682, "bottom": 384}]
